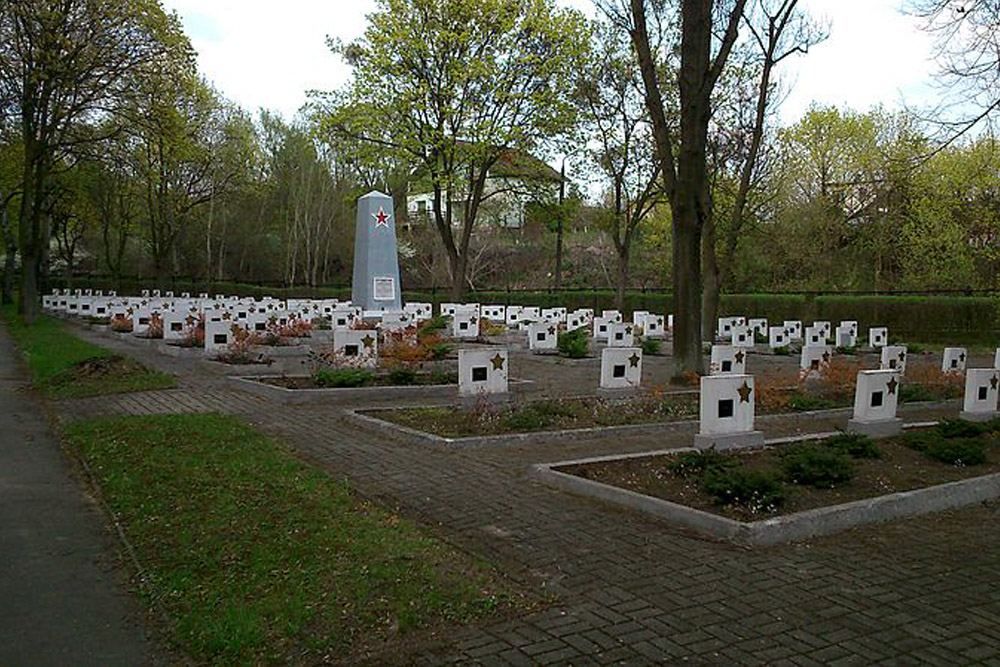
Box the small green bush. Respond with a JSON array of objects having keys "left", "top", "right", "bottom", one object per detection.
[
  {"left": 922, "top": 438, "right": 987, "bottom": 466},
  {"left": 313, "top": 368, "right": 375, "bottom": 388},
  {"left": 786, "top": 394, "right": 838, "bottom": 412},
  {"left": 388, "top": 367, "right": 418, "bottom": 385},
  {"left": 503, "top": 401, "right": 577, "bottom": 431},
  {"left": 429, "top": 341, "right": 452, "bottom": 360},
  {"left": 557, "top": 328, "right": 589, "bottom": 359},
  {"left": 835, "top": 345, "right": 857, "bottom": 356},
  {"left": 418, "top": 315, "right": 449, "bottom": 338},
  {"left": 780, "top": 446, "right": 854, "bottom": 488},
  {"left": 899, "top": 384, "right": 935, "bottom": 403},
  {"left": 773, "top": 346, "right": 791, "bottom": 356},
  {"left": 641, "top": 337, "right": 662, "bottom": 356},
  {"left": 936, "top": 419, "right": 990, "bottom": 439},
  {"left": 668, "top": 450, "right": 734, "bottom": 478},
  {"left": 825, "top": 433, "right": 881, "bottom": 459},
  {"left": 701, "top": 469, "right": 786, "bottom": 514}
]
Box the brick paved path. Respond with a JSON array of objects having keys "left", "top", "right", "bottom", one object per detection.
[{"left": 59, "top": 323, "right": 1000, "bottom": 664}]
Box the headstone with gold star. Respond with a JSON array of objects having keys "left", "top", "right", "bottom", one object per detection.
[
  {"left": 710, "top": 345, "right": 746, "bottom": 375},
  {"left": 694, "top": 375, "right": 763, "bottom": 450},
  {"left": 163, "top": 309, "right": 192, "bottom": 342},
  {"left": 731, "top": 324, "right": 753, "bottom": 348},
  {"left": 848, "top": 369, "right": 902, "bottom": 437},
  {"left": 332, "top": 329, "right": 379, "bottom": 368},
  {"left": 458, "top": 348, "right": 509, "bottom": 398},
  {"left": 482, "top": 305, "right": 507, "bottom": 323},
  {"left": 644, "top": 314, "right": 666, "bottom": 339},
  {"left": 599, "top": 347, "right": 642, "bottom": 391},
  {"left": 749, "top": 318, "right": 768, "bottom": 341},
  {"left": 542, "top": 307, "right": 567, "bottom": 324},
  {"left": 960, "top": 368, "right": 999, "bottom": 422},
  {"left": 607, "top": 322, "right": 636, "bottom": 348},
  {"left": 804, "top": 324, "right": 826, "bottom": 347},
  {"left": 880, "top": 345, "right": 908, "bottom": 375},
  {"left": 592, "top": 315, "right": 614, "bottom": 341},
  {"left": 505, "top": 306, "right": 524, "bottom": 328},
  {"left": 528, "top": 321, "right": 558, "bottom": 352},
  {"left": 869, "top": 326, "right": 888, "bottom": 348},
  {"left": 351, "top": 191, "right": 402, "bottom": 312},
  {"left": 800, "top": 345, "right": 832, "bottom": 377},
  {"left": 768, "top": 326, "right": 789, "bottom": 350},
  {"left": 942, "top": 347, "right": 967, "bottom": 374},
  {"left": 452, "top": 307, "right": 480, "bottom": 340},
  {"left": 783, "top": 320, "right": 803, "bottom": 342},
  {"left": 835, "top": 323, "right": 857, "bottom": 348}
]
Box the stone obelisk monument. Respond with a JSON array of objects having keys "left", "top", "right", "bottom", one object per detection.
[{"left": 352, "top": 191, "right": 402, "bottom": 311}]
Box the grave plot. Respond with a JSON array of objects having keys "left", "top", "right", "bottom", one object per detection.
[
  {"left": 534, "top": 420, "right": 1000, "bottom": 546},
  {"left": 356, "top": 392, "right": 700, "bottom": 445}
]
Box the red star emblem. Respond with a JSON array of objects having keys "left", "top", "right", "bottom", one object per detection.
[{"left": 372, "top": 207, "right": 391, "bottom": 228}]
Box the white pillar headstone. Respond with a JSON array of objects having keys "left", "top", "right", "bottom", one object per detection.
[
  {"left": 942, "top": 347, "right": 967, "bottom": 374},
  {"left": 458, "top": 348, "right": 509, "bottom": 398},
  {"left": 869, "top": 327, "right": 888, "bottom": 348},
  {"left": 847, "top": 369, "right": 902, "bottom": 437},
  {"left": 710, "top": 345, "right": 746, "bottom": 375},
  {"left": 880, "top": 345, "right": 908, "bottom": 375},
  {"left": 694, "top": 375, "right": 763, "bottom": 449},
  {"left": 599, "top": 347, "right": 642, "bottom": 390},
  {"left": 960, "top": 369, "right": 1000, "bottom": 422}
]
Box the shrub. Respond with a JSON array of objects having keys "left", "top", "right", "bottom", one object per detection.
[
  {"left": 935, "top": 419, "right": 990, "bottom": 439},
  {"left": 786, "top": 394, "right": 838, "bottom": 412},
  {"left": 388, "top": 367, "right": 418, "bottom": 385},
  {"left": 780, "top": 445, "right": 854, "bottom": 488},
  {"left": 557, "top": 328, "right": 588, "bottom": 358},
  {"left": 502, "top": 401, "right": 578, "bottom": 431},
  {"left": 899, "top": 384, "right": 935, "bottom": 403},
  {"left": 313, "top": 368, "right": 374, "bottom": 388},
  {"left": 772, "top": 346, "right": 791, "bottom": 356},
  {"left": 835, "top": 346, "right": 857, "bottom": 356},
  {"left": 824, "top": 433, "right": 881, "bottom": 459},
  {"left": 418, "top": 315, "right": 449, "bottom": 338},
  {"left": 922, "top": 438, "right": 987, "bottom": 466},
  {"left": 641, "top": 337, "right": 662, "bottom": 356},
  {"left": 701, "top": 469, "right": 785, "bottom": 514},
  {"left": 668, "top": 450, "right": 733, "bottom": 478},
  {"left": 110, "top": 315, "right": 133, "bottom": 333}
]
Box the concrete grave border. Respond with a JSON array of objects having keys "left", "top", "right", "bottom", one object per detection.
[
  {"left": 528, "top": 422, "right": 1000, "bottom": 546},
  {"left": 231, "top": 375, "right": 534, "bottom": 405}
]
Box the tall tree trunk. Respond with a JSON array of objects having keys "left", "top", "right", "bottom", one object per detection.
[
  {"left": 702, "top": 205, "right": 719, "bottom": 341},
  {"left": 616, "top": 248, "right": 630, "bottom": 311},
  {"left": 0, "top": 187, "right": 16, "bottom": 305},
  {"left": 554, "top": 160, "right": 566, "bottom": 290}
]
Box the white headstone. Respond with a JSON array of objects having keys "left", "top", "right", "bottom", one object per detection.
[
  {"left": 527, "top": 322, "right": 558, "bottom": 352},
  {"left": 643, "top": 314, "right": 666, "bottom": 339},
  {"left": 869, "top": 327, "right": 888, "bottom": 348},
  {"left": 731, "top": 324, "right": 753, "bottom": 348},
  {"left": 800, "top": 345, "right": 832, "bottom": 377},
  {"left": 452, "top": 310, "right": 480, "bottom": 339},
  {"left": 694, "top": 375, "right": 762, "bottom": 449},
  {"left": 880, "top": 345, "right": 908, "bottom": 375},
  {"left": 458, "top": 348, "right": 509, "bottom": 398},
  {"left": 606, "top": 322, "right": 636, "bottom": 348},
  {"left": 783, "top": 321, "right": 802, "bottom": 341},
  {"left": 942, "top": 347, "right": 967, "bottom": 374},
  {"left": 332, "top": 329, "right": 378, "bottom": 368},
  {"left": 768, "top": 326, "right": 789, "bottom": 349},
  {"left": 848, "top": 369, "right": 902, "bottom": 437},
  {"left": 960, "top": 368, "right": 999, "bottom": 422},
  {"left": 710, "top": 345, "right": 747, "bottom": 376},
  {"left": 599, "top": 347, "right": 642, "bottom": 390}
]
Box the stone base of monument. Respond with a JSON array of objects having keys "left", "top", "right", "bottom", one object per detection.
[
  {"left": 959, "top": 410, "right": 997, "bottom": 423},
  {"left": 847, "top": 417, "right": 902, "bottom": 438},
  {"left": 693, "top": 430, "right": 764, "bottom": 451}
]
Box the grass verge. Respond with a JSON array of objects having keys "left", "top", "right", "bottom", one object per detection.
[
  {"left": 64, "top": 414, "right": 519, "bottom": 663},
  {"left": 1, "top": 304, "right": 175, "bottom": 398}
]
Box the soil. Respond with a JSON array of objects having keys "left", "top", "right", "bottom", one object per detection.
[
  {"left": 557, "top": 435, "right": 1000, "bottom": 522},
  {"left": 260, "top": 372, "right": 457, "bottom": 389},
  {"left": 376, "top": 394, "right": 700, "bottom": 438}
]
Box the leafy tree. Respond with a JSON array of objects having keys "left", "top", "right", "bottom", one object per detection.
[
  {"left": 0, "top": 0, "right": 191, "bottom": 321},
  {"left": 320, "top": 0, "right": 590, "bottom": 300}
]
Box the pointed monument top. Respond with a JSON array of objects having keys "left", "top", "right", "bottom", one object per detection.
[{"left": 360, "top": 190, "right": 390, "bottom": 200}]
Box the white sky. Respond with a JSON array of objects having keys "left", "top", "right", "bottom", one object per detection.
[{"left": 161, "top": 0, "right": 938, "bottom": 127}]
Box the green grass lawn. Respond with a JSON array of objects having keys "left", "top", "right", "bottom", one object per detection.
[
  {"left": 1, "top": 304, "right": 175, "bottom": 398},
  {"left": 65, "top": 414, "right": 518, "bottom": 663}
]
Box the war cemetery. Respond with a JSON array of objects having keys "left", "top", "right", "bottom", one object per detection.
[{"left": 3, "top": 0, "right": 1000, "bottom": 665}]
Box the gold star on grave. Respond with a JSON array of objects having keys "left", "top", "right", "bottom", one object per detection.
[
  {"left": 628, "top": 353, "right": 640, "bottom": 368},
  {"left": 361, "top": 334, "right": 375, "bottom": 349},
  {"left": 887, "top": 377, "right": 898, "bottom": 395},
  {"left": 898, "top": 351, "right": 906, "bottom": 362},
  {"left": 822, "top": 351, "right": 831, "bottom": 363},
  {"left": 959, "top": 352, "right": 966, "bottom": 362},
  {"left": 737, "top": 381, "right": 753, "bottom": 403},
  {"left": 548, "top": 326, "right": 556, "bottom": 336},
  {"left": 372, "top": 207, "right": 391, "bottom": 227},
  {"left": 491, "top": 353, "right": 505, "bottom": 371},
  {"left": 734, "top": 350, "right": 745, "bottom": 364}
]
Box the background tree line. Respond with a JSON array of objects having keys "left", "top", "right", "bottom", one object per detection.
[{"left": 1, "top": 0, "right": 997, "bottom": 375}]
